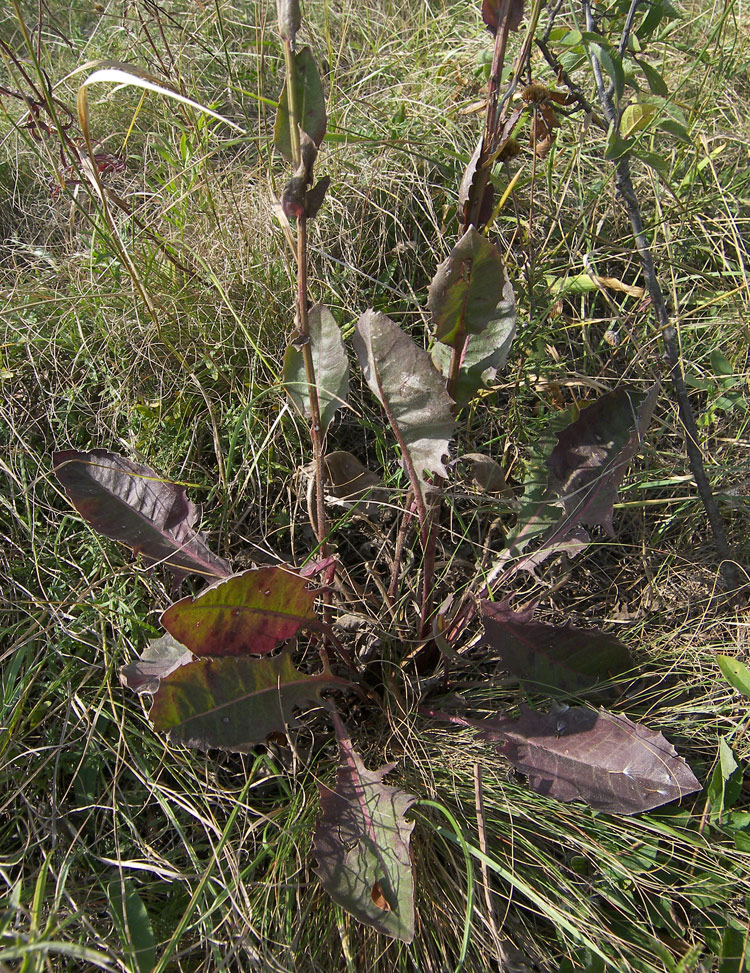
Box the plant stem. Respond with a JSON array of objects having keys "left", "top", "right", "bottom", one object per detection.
[{"left": 582, "top": 0, "right": 738, "bottom": 589}]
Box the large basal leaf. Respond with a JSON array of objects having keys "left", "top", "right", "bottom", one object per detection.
[
  {"left": 547, "top": 385, "right": 658, "bottom": 535},
  {"left": 283, "top": 304, "right": 349, "bottom": 437},
  {"left": 313, "top": 712, "right": 417, "bottom": 942},
  {"left": 431, "top": 270, "right": 516, "bottom": 405},
  {"left": 150, "top": 649, "right": 344, "bottom": 751},
  {"left": 161, "top": 566, "right": 318, "bottom": 657},
  {"left": 120, "top": 632, "right": 193, "bottom": 695},
  {"left": 352, "top": 310, "right": 455, "bottom": 489},
  {"left": 274, "top": 46, "right": 326, "bottom": 163},
  {"left": 428, "top": 227, "right": 507, "bottom": 349},
  {"left": 480, "top": 705, "right": 701, "bottom": 814},
  {"left": 53, "top": 450, "right": 231, "bottom": 580},
  {"left": 482, "top": 600, "right": 633, "bottom": 695}
]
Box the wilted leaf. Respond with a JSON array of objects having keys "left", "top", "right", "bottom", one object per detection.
[
  {"left": 431, "top": 271, "right": 516, "bottom": 405},
  {"left": 546, "top": 385, "right": 658, "bottom": 535},
  {"left": 481, "top": 600, "right": 633, "bottom": 694},
  {"left": 324, "top": 451, "right": 386, "bottom": 516},
  {"left": 161, "top": 566, "right": 318, "bottom": 657},
  {"left": 120, "top": 632, "right": 193, "bottom": 695},
  {"left": 460, "top": 453, "right": 512, "bottom": 496},
  {"left": 428, "top": 228, "right": 507, "bottom": 349},
  {"left": 352, "top": 310, "right": 455, "bottom": 490},
  {"left": 482, "top": 0, "right": 525, "bottom": 34},
  {"left": 458, "top": 138, "right": 494, "bottom": 227},
  {"left": 313, "top": 711, "right": 416, "bottom": 942},
  {"left": 480, "top": 705, "right": 701, "bottom": 814},
  {"left": 53, "top": 450, "right": 231, "bottom": 580},
  {"left": 283, "top": 305, "right": 349, "bottom": 436},
  {"left": 274, "top": 47, "right": 326, "bottom": 163},
  {"left": 150, "top": 649, "right": 344, "bottom": 751}
]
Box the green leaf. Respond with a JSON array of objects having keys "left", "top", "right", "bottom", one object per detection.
[
  {"left": 283, "top": 304, "right": 349, "bottom": 437},
  {"left": 633, "top": 147, "right": 670, "bottom": 176},
  {"left": 605, "top": 125, "right": 634, "bottom": 161},
  {"left": 710, "top": 350, "right": 734, "bottom": 377},
  {"left": 634, "top": 58, "right": 669, "bottom": 96},
  {"left": 588, "top": 42, "right": 624, "bottom": 101},
  {"left": 620, "top": 102, "right": 657, "bottom": 138},
  {"left": 717, "top": 655, "right": 750, "bottom": 696},
  {"left": 352, "top": 310, "right": 456, "bottom": 490},
  {"left": 313, "top": 711, "right": 417, "bottom": 942},
  {"left": 150, "top": 649, "right": 345, "bottom": 751},
  {"left": 274, "top": 47, "right": 327, "bottom": 163},
  {"left": 707, "top": 737, "right": 743, "bottom": 822},
  {"left": 657, "top": 116, "right": 692, "bottom": 144},
  {"left": 106, "top": 879, "right": 156, "bottom": 973},
  {"left": 431, "top": 271, "right": 516, "bottom": 405},
  {"left": 428, "top": 228, "right": 508, "bottom": 348},
  {"left": 161, "top": 566, "right": 318, "bottom": 657}
]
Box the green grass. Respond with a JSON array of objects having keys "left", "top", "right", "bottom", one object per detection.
[{"left": 2, "top": 0, "right": 750, "bottom": 969}]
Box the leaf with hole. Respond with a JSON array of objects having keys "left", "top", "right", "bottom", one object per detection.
[
  {"left": 479, "top": 705, "right": 701, "bottom": 814},
  {"left": 161, "top": 566, "right": 318, "bottom": 657},
  {"left": 150, "top": 650, "right": 346, "bottom": 751},
  {"left": 481, "top": 600, "right": 633, "bottom": 695},
  {"left": 313, "top": 710, "right": 417, "bottom": 942},
  {"left": 53, "top": 450, "right": 231, "bottom": 581},
  {"left": 283, "top": 305, "right": 349, "bottom": 437},
  {"left": 275, "top": 47, "right": 326, "bottom": 163},
  {"left": 353, "top": 310, "right": 455, "bottom": 491}
]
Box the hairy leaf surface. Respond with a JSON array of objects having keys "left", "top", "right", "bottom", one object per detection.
[
  {"left": 274, "top": 47, "right": 326, "bottom": 162},
  {"left": 283, "top": 305, "right": 349, "bottom": 436},
  {"left": 150, "top": 650, "right": 343, "bottom": 751},
  {"left": 161, "top": 566, "right": 317, "bottom": 657},
  {"left": 481, "top": 601, "right": 633, "bottom": 694},
  {"left": 353, "top": 310, "right": 455, "bottom": 489},
  {"left": 480, "top": 705, "right": 701, "bottom": 814},
  {"left": 313, "top": 712, "right": 416, "bottom": 942},
  {"left": 428, "top": 228, "right": 507, "bottom": 348},
  {"left": 53, "top": 450, "right": 231, "bottom": 580}
]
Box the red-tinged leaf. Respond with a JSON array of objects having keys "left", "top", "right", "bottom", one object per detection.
[
  {"left": 482, "top": 0, "right": 525, "bottom": 35},
  {"left": 120, "top": 633, "right": 193, "bottom": 695},
  {"left": 274, "top": 47, "right": 326, "bottom": 163},
  {"left": 150, "top": 649, "right": 345, "bottom": 752},
  {"left": 52, "top": 450, "right": 231, "bottom": 581},
  {"left": 161, "top": 566, "right": 317, "bottom": 657},
  {"left": 481, "top": 600, "right": 633, "bottom": 695},
  {"left": 313, "top": 711, "right": 417, "bottom": 942},
  {"left": 480, "top": 705, "right": 701, "bottom": 814},
  {"left": 547, "top": 385, "right": 658, "bottom": 535},
  {"left": 428, "top": 228, "right": 507, "bottom": 349},
  {"left": 352, "top": 310, "right": 455, "bottom": 491},
  {"left": 431, "top": 271, "right": 516, "bottom": 405}
]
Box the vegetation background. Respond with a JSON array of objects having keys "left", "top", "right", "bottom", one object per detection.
[{"left": 1, "top": 0, "right": 749, "bottom": 969}]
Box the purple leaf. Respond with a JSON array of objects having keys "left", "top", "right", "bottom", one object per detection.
[
  {"left": 352, "top": 310, "right": 456, "bottom": 491},
  {"left": 547, "top": 385, "right": 658, "bottom": 535},
  {"left": 150, "top": 649, "right": 345, "bottom": 752},
  {"left": 428, "top": 228, "right": 508, "bottom": 349},
  {"left": 313, "top": 711, "right": 417, "bottom": 942},
  {"left": 120, "top": 632, "right": 193, "bottom": 695},
  {"left": 52, "top": 450, "right": 231, "bottom": 581},
  {"left": 481, "top": 600, "right": 633, "bottom": 694},
  {"left": 480, "top": 705, "right": 701, "bottom": 814},
  {"left": 161, "top": 566, "right": 318, "bottom": 657},
  {"left": 482, "top": 0, "right": 525, "bottom": 35}
]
